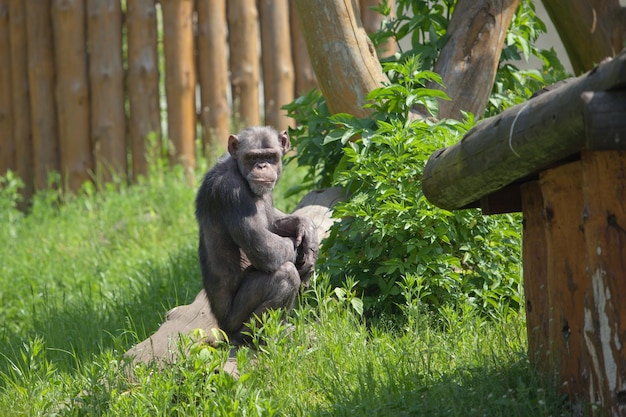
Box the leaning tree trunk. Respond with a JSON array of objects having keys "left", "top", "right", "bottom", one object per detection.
[
  {"left": 0, "top": 0, "right": 14, "bottom": 176},
  {"left": 541, "top": 0, "right": 624, "bottom": 75},
  {"left": 124, "top": 188, "right": 345, "bottom": 371},
  {"left": 292, "top": 0, "right": 387, "bottom": 118},
  {"left": 430, "top": 0, "right": 520, "bottom": 120}
]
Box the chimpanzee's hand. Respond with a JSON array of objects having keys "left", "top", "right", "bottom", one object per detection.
[{"left": 271, "top": 216, "right": 318, "bottom": 285}]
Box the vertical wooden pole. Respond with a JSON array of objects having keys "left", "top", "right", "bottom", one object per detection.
[
  {"left": 51, "top": 0, "right": 92, "bottom": 192},
  {"left": 197, "top": 0, "right": 230, "bottom": 157},
  {"left": 520, "top": 181, "right": 550, "bottom": 369},
  {"left": 0, "top": 0, "right": 14, "bottom": 176},
  {"left": 88, "top": 0, "right": 127, "bottom": 186},
  {"left": 538, "top": 161, "right": 588, "bottom": 399},
  {"left": 25, "top": 0, "right": 60, "bottom": 191},
  {"left": 8, "top": 0, "right": 33, "bottom": 200},
  {"left": 227, "top": 0, "right": 260, "bottom": 128},
  {"left": 161, "top": 0, "right": 196, "bottom": 179},
  {"left": 289, "top": 6, "right": 317, "bottom": 95},
  {"left": 127, "top": 0, "right": 161, "bottom": 180},
  {"left": 259, "top": 0, "right": 294, "bottom": 130},
  {"left": 581, "top": 150, "right": 626, "bottom": 415}
]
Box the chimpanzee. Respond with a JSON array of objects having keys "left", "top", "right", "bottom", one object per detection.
[{"left": 195, "top": 126, "right": 318, "bottom": 345}]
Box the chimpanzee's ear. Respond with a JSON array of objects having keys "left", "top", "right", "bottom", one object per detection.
[
  {"left": 278, "top": 130, "right": 290, "bottom": 154},
  {"left": 227, "top": 135, "right": 239, "bottom": 157}
]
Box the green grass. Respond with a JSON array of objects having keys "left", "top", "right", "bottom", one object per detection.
[{"left": 0, "top": 163, "right": 573, "bottom": 416}]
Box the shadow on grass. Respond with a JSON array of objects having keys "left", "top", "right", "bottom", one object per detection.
[
  {"left": 1, "top": 244, "right": 203, "bottom": 374},
  {"left": 309, "top": 356, "right": 572, "bottom": 417}
]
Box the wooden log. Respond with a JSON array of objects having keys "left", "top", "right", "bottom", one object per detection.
[
  {"left": 0, "top": 0, "right": 14, "bottom": 176},
  {"left": 51, "top": 0, "right": 93, "bottom": 193},
  {"left": 520, "top": 181, "right": 549, "bottom": 369},
  {"left": 422, "top": 49, "right": 626, "bottom": 211},
  {"left": 25, "top": 0, "right": 60, "bottom": 191},
  {"left": 580, "top": 150, "right": 626, "bottom": 414},
  {"left": 582, "top": 90, "right": 626, "bottom": 150},
  {"left": 197, "top": 0, "right": 230, "bottom": 157},
  {"left": 289, "top": 6, "right": 317, "bottom": 95},
  {"left": 259, "top": 0, "right": 294, "bottom": 130},
  {"left": 538, "top": 161, "right": 588, "bottom": 399},
  {"left": 9, "top": 0, "right": 33, "bottom": 201},
  {"left": 124, "top": 187, "right": 345, "bottom": 368},
  {"left": 292, "top": 0, "right": 387, "bottom": 118},
  {"left": 88, "top": 0, "right": 127, "bottom": 185},
  {"left": 127, "top": 0, "right": 161, "bottom": 180},
  {"left": 540, "top": 0, "right": 622, "bottom": 75},
  {"left": 161, "top": 0, "right": 196, "bottom": 179},
  {"left": 227, "top": 0, "right": 261, "bottom": 127},
  {"left": 431, "top": 0, "right": 519, "bottom": 120}
]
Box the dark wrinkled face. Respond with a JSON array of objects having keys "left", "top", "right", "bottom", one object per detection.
[{"left": 228, "top": 127, "right": 290, "bottom": 196}]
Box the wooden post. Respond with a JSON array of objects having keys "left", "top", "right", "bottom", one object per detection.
[
  {"left": 259, "top": 0, "right": 294, "bottom": 130},
  {"left": 25, "top": 0, "right": 60, "bottom": 191},
  {"left": 161, "top": 0, "right": 196, "bottom": 179},
  {"left": 580, "top": 150, "right": 626, "bottom": 415},
  {"left": 0, "top": 0, "right": 14, "bottom": 176},
  {"left": 520, "top": 181, "right": 549, "bottom": 369},
  {"left": 88, "top": 0, "right": 127, "bottom": 185},
  {"left": 51, "top": 0, "right": 93, "bottom": 192},
  {"left": 289, "top": 6, "right": 317, "bottom": 95},
  {"left": 8, "top": 0, "right": 33, "bottom": 200},
  {"left": 538, "top": 161, "right": 589, "bottom": 398},
  {"left": 227, "top": 0, "right": 261, "bottom": 128},
  {"left": 197, "top": 0, "right": 230, "bottom": 157},
  {"left": 127, "top": 0, "right": 161, "bottom": 180}
]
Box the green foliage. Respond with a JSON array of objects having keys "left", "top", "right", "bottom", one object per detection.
[{"left": 318, "top": 104, "right": 522, "bottom": 318}]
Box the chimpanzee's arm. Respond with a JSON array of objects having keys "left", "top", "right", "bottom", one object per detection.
[{"left": 271, "top": 215, "right": 319, "bottom": 283}]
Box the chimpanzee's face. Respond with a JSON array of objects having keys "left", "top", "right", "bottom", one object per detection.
[{"left": 227, "top": 127, "right": 290, "bottom": 196}]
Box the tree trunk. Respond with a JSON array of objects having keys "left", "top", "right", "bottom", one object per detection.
[
  {"left": 25, "top": 0, "right": 60, "bottom": 191},
  {"left": 127, "top": 0, "right": 161, "bottom": 180},
  {"left": 431, "top": 0, "right": 520, "bottom": 120},
  {"left": 161, "top": 0, "right": 196, "bottom": 179},
  {"left": 259, "top": 0, "right": 294, "bottom": 130},
  {"left": 197, "top": 0, "right": 230, "bottom": 157},
  {"left": 88, "top": 0, "right": 127, "bottom": 185},
  {"left": 0, "top": 0, "right": 14, "bottom": 176},
  {"left": 227, "top": 0, "right": 261, "bottom": 127},
  {"left": 51, "top": 0, "right": 92, "bottom": 193},
  {"left": 359, "top": 0, "right": 396, "bottom": 59},
  {"left": 9, "top": 0, "right": 33, "bottom": 201},
  {"left": 289, "top": 6, "right": 317, "bottom": 95},
  {"left": 541, "top": 0, "right": 624, "bottom": 75}
]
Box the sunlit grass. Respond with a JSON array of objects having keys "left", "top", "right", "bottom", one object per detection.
[{"left": 0, "top": 163, "right": 573, "bottom": 416}]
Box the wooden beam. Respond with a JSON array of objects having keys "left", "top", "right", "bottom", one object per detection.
[
  {"left": 582, "top": 90, "right": 626, "bottom": 150},
  {"left": 422, "top": 49, "right": 626, "bottom": 211}
]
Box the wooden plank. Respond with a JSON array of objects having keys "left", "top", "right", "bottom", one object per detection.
[
  {"left": 580, "top": 150, "right": 626, "bottom": 415},
  {"left": 422, "top": 49, "right": 626, "bottom": 211},
  {"left": 538, "top": 161, "right": 588, "bottom": 399},
  {"left": 127, "top": 0, "right": 161, "bottom": 180},
  {"left": 259, "top": 0, "right": 294, "bottom": 130},
  {"left": 0, "top": 0, "right": 15, "bottom": 176},
  {"left": 520, "top": 181, "right": 549, "bottom": 369},
  {"left": 51, "top": 0, "right": 93, "bottom": 192},
  {"left": 88, "top": 0, "right": 127, "bottom": 185},
  {"left": 197, "top": 0, "right": 230, "bottom": 156},
  {"left": 25, "top": 0, "right": 60, "bottom": 191},
  {"left": 227, "top": 0, "right": 261, "bottom": 127},
  {"left": 161, "top": 0, "right": 196, "bottom": 179}
]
